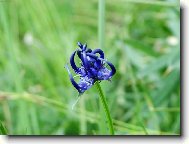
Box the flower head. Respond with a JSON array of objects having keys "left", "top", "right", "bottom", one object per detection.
[{"left": 66, "top": 42, "right": 116, "bottom": 94}]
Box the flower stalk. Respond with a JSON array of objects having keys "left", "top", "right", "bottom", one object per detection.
[{"left": 96, "top": 82, "right": 114, "bottom": 135}]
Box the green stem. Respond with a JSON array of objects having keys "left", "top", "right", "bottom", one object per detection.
[{"left": 96, "top": 82, "right": 114, "bottom": 135}]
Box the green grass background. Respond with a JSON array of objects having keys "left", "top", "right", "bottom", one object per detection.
[{"left": 0, "top": 0, "right": 180, "bottom": 135}]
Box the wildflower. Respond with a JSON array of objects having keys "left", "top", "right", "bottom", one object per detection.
[{"left": 66, "top": 42, "right": 116, "bottom": 94}]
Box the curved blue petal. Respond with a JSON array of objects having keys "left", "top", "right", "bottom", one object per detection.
[
  {"left": 77, "top": 42, "right": 83, "bottom": 49},
  {"left": 77, "top": 50, "right": 82, "bottom": 59},
  {"left": 83, "top": 43, "right": 87, "bottom": 51},
  {"left": 70, "top": 51, "right": 79, "bottom": 73},
  {"left": 86, "top": 48, "right": 92, "bottom": 53},
  {"left": 106, "top": 61, "right": 116, "bottom": 77},
  {"left": 92, "top": 49, "right": 104, "bottom": 59},
  {"left": 96, "top": 61, "right": 116, "bottom": 80},
  {"left": 81, "top": 51, "right": 89, "bottom": 69},
  {"left": 86, "top": 53, "right": 98, "bottom": 60},
  {"left": 86, "top": 53, "right": 102, "bottom": 68},
  {"left": 94, "top": 59, "right": 102, "bottom": 69},
  {"left": 65, "top": 65, "right": 82, "bottom": 93}
]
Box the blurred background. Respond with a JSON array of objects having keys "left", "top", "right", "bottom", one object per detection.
[{"left": 0, "top": 0, "right": 180, "bottom": 135}]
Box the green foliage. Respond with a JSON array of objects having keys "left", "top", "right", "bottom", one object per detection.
[
  {"left": 0, "top": 122, "right": 8, "bottom": 135},
  {"left": 0, "top": 0, "right": 180, "bottom": 135}
]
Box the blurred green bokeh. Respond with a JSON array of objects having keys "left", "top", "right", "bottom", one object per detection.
[{"left": 0, "top": 0, "right": 180, "bottom": 135}]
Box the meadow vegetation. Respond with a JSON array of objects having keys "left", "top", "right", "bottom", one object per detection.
[{"left": 0, "top": 0, "right": 180, "bottom": 135}]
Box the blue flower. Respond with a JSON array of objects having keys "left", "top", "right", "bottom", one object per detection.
[{"left": 66, "top": 42, "right": 116, "bottom": 94}]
